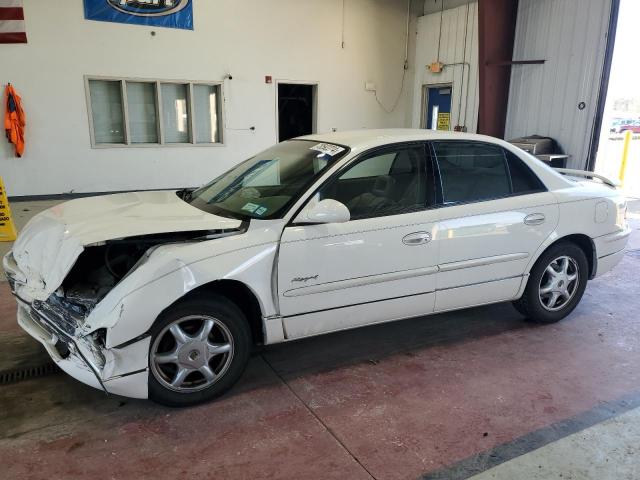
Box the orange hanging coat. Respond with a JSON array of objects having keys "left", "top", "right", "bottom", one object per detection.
[{"left": 4, "top": 84, "right": 25, "bottom": 157}]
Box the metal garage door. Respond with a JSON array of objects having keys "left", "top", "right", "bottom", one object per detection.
[{"left": 505, "top": 0, "right": 614, "bottom": 170}]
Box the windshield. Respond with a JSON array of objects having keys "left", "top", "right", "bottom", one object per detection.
[{"left": 186, "top": 140, "right": 349, "bottom": 219}]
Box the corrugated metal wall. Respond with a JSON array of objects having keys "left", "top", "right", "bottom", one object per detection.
[
  {"left": 412, "top": 2, "right": 479, "bottom": 132},
  {"left": 505, "top": 0, "right": 613, "bottom": 169}
]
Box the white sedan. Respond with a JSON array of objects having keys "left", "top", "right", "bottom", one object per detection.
[{"left": 3, "top": 130, "right": 630, "bottom": 406}]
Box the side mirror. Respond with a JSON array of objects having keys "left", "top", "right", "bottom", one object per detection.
[{"left": 294, "top": 199, "right": 350, "bottom": 225}]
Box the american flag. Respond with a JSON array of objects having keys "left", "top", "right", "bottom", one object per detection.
[{"left": 0, "top": 0, "right": 26, "bottom": 44}]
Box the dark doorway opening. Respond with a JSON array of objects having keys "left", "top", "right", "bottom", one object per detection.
[{"left": 278, "top": 83, "right": 316, "bottom": 142}]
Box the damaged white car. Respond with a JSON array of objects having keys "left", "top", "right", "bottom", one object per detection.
[{"left": 3, "top": 130, "right": 630, "bottom": 406}]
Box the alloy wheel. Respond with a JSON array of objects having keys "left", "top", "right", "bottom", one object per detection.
[
  {"left": 150, "top": 315, "right": 234, "bottom": 392},
  {"left": 538, "top": 255, "right": 580, "bottom": 312}
]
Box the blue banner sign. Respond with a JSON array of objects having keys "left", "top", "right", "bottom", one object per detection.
[{"left": 84, "top": 0, "right": 193, "bottom": 30}]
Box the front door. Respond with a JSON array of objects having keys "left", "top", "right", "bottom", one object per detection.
[
  {"left": 277, "top": 143, "right": 440, "bottom": 340},
  {"left": 430, "top": 140, "right": 559, "bottom": 311}
]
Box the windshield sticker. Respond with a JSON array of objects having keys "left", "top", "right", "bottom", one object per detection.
[
  {"left": 241, "top": 202, "right": 260, "bottom": 213},
  {"left": 255, "top": 206, "right": 268, "bottom": 216},
  {"left": 310, "top": 143, "right": 345, "bottom": 156}
]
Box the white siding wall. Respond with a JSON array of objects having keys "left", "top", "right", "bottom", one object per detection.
[
  {"left": 505, "top": 0, "right": 613, "bottom": 169},
  {"left": 0, "top": 0, "right": 416, "bottom": 197},
  {"left": 412, "top": 2, "right": 479, "bottom": 132}
]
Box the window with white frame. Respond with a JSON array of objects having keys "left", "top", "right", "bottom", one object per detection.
[{"left": 86, "top": 77, "right": 223, "bottom": 146}]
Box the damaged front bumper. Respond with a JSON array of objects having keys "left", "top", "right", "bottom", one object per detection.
[
  {"left": 5, "top": 251, "right": 150, "bottom": 399},
  {"left": 15, "top": 298, "right": 150, "bottom": 398},
  {"left": 18, "top": 299, "right": 107, "bottom": 392}
]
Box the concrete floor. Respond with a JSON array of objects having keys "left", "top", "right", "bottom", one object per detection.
[
  {"left": 471, "top": 407, "right": 640, "bottom": 480},
  {"left": 1, "top": 199, "right": 639, "bottom": 479}
]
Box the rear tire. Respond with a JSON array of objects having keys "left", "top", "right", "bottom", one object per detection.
[
  {"left": 513, "top": 242, "right": 588, "bottom": 323},
  {"left": 148, "top": 294, "right": 251, "bottom": 407}
]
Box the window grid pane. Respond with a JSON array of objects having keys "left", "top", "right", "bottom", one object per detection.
[
  {"left": 193, "top": 84, "right": 221, "bottom": 144},
  {"left": 89, "top": 80, "right": 125, "bottom": 144},
  {"left": 161, "top": 83, "right": 191, "bottom": 144},
  {"left": 126, "top": 82, "right": 158, "bottom": 144}
]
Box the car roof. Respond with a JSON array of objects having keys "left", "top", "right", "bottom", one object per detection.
[{"left": 299, "top": 128, "right": 509, "bottom": 152}]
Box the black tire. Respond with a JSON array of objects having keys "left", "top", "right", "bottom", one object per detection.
[
  {"left": 148, "top": 294, "right": 251, "bottom": 407},
  {"left": 511, "top": 297, "right": 528, "bottom": 317},
  {"left": 513, "top": 242, "right": 589, "bottom": 323}
]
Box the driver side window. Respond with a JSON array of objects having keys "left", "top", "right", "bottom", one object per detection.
[{"left": 318, "top": 145, "right": 429, "bottom": 220}]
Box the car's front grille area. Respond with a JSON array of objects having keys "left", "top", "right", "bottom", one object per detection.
[
  {"left": 26, "top": 302, "right": 106, "bottom": 373},
  {"left": 32, "top": 296, "right": 85, "bottom": 337}
]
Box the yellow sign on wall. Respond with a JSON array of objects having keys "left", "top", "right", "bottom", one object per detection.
[
  {"left": 0, "top": 177, "right": 17, "bottom": 242},
  {"left": 437, "top": 112, "right": 451, "bottom": 131}
]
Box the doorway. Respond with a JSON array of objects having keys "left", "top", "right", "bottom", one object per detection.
[
  {"left": 277, "top": 82, "right": 317, "bottom": 142},
  {"left": 422, "top": 84, "right": 452, "bottom": 131},
  {"left": 593, "top": 0, "right": 640, "bottom": 197}
]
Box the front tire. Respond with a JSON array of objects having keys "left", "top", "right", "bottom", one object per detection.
[
  {"left": 513, "top": 242, "right": 588, "bottom": 323},
  {"left": 148, "top": 294, "right": 251, "bottom": 407}
]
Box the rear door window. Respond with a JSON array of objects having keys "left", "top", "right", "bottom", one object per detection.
[
  {"left": 432, "top": 141, "right": 545, "bottom": 204},
  {"left": 505, "top": 150, "right": 546, "bottom": 193}
]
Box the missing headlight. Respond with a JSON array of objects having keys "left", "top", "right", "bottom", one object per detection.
[
  {"left": 59, "top": 229, "right": 243, "bottom": 316},
  {"left": 92, "top": 328, "right": 107, "bottom": 348}
]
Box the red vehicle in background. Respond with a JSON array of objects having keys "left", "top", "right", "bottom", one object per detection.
[{"left": 619, "top": 122, "right": 640, "bottom": 133}]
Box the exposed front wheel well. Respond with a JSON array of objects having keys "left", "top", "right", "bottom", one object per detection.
[
  {"left": 537, "top": 234, "right": 596, "bottom": 279},
  {"left": 179, "top": 280, "right": 264, "bottom": 346}
]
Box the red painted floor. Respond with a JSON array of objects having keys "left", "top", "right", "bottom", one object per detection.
[{"left": 1, "top": 232, "right": 639, "bottom": 479}]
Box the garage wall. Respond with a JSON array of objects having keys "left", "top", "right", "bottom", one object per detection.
[
  {"left": 423, "top": 0, "right": 472, "bottom": 15},
  {"left": 412, "top": 2, "right": 479, "bottom": 132},
  {"left": 0, "top": 0, "right": 417, "bottom": 197},
  {"left": 505, "top": 0, "right": 613, "bottom": 169}
]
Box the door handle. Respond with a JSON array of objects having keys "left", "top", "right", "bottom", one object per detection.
[
  {"left": 524, "top": 213, "right": 546, "bottom": 226},
  {"left": 402, "top": 231, "right": 432, "bottom": 246}
]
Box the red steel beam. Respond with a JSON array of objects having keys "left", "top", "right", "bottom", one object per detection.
[{"left": 477, "top": 0, "right": 520, "bottom": 138}]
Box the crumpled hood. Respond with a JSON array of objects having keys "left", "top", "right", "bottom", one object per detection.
[{"left": 8, "top": 190, "right": 242, "bottom": 300}]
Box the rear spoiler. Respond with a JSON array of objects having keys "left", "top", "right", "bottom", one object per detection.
[{"left": 554, "top": 168, "right": 621, "bottom": 188}]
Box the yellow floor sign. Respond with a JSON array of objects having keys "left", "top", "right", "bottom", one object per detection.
[{"left": 0, "top": 177, "right": 17, "bottom": 242}]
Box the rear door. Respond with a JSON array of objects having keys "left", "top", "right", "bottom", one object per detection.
[
  {"left": 431, "top": 141, "right": 559, "bottom": 311},
  {"left": 277, "top": 143, "right": 440, "bottom": 339}
]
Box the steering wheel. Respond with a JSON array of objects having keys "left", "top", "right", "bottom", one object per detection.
[{"left": 240, "top": 187, "right": 261, "bottom": 200}]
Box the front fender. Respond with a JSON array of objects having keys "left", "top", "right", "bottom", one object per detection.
[{"left": 83, "top": 239, "right": 279, "bottom": 348}]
